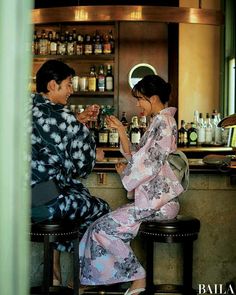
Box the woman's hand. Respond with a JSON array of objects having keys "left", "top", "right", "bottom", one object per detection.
[
  {"left": 76, "top": 104, "right": 100, "bottom": 124},
  {"left": 115, "top": 162, "right": 127, "bottom": 175},
  {"left": 105, "top": 115, "right": 123, "bottom": 130},
  {"left": 96, "top": 148, "right": 105, "bottom": 162}
]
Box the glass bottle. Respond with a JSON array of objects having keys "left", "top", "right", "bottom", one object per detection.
[
  {"left": 84, "top": 34, "right": 93, "bottom": 55},
  {"left": 32, "top": 31, "right": 39, "bottom": 55},
  {"left": 39, "top": 30, "right": 48, "bottom": 55},
  {"left": 103, "top": 33, "right": 112, "bottom": 54},
  {"left": 196, "top": 113, "right": 205, "bottom": 146},
  {"left": 88, "top": 66, "right": 97, "bottom": 92},
  {"left": 178, "top": 120, "right": 188, "bottom": 147},
  {"left": 98, "top": 116, "right": 109, "bottom": 147},
  {"left": 130, "top": 116, "right": 141, "bottom": 145},
  {"left": 187, "top": 122, "right": 198, "bottom": 146},
  {"left": 67, "top": 32, "right": 75, "bottom": 55},
  {"left": 109, "top": 30, "right": 115, "bottom": 53},
  {"left": 214, "top": 113, "right": 222, "bottom": 145},
  {"left": 76, "top": 34, "right": 84, "bottom": 55},
  {"left": 120, "top": 111, "right": 128, "bottom": 127},
  {"left": 105, "top": 65, "right": 114, "bottom": 91},
  {"left": 58, "top": 33, "right": 66, "bottom": 55},
  {"left": 205, "top": 113, "right": 213, "bottom": 145},
  {"left": 94, "top": 31, "right": 103, "bottom": 55},
  {"left": 139, "top": 112, "right": 147, "bottom": 136},
  {"left": 97, "top": 65, "right": 105, "bottom": 92},
  {"left": 49, "top": 31, "right": 57, "bottom": 55}
]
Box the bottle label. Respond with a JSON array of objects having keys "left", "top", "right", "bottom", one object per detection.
[
  {"left": 98, "top": 77, "right": 105, "bottom": 92},
  {"left": 84, "top": 44, "right": 93, "bottom": 54},
  {"left": 106, "top": 77, "right": 113, "bottom": 91},
  {"left": 88, "top": 78, "right": 96, "bottom": 91},
  {"left": 131, "top": 133, "right": 141, "bottom": 144},
  {"left": 99, "top": 132, "right": 108, "bottom": 143},
  {"left": 94, "top": 44, "right": 102, "bottom": 54},
  {"left": 205, "top": 128, "right": 213, "bottom": 143},
  {"left": 109, "top": 132, "right": 119, "bottom": 144},
  {"left": 197, "top": 128, "right": 205, "bottom": 143},
  {"left": 103, "top": 43, "right": 111, "bottom": 54}
]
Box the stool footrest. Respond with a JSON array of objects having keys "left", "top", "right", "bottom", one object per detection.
[
  {"left": 31, "top": 285, "right": 74, "bottom": 294},
  {"left": 152, "top": 284, "right": 197, "bottom": 294}
]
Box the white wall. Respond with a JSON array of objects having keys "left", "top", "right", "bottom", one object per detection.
[{"left": 179, "top": 0, "right": 221, "bottom": 125}]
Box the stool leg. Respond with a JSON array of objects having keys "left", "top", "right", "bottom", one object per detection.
[
  {"left": 42, "top": 236, "right": 51, "bottom": 294},
  {"left": 145, "top": 238, "right": 155, "bottom": 295},
  {"left": 183, "top": 241, "right": 193, "bottom": 295},
  {"left": 73, "top": 238, "right": 80, "bottom": 295}
]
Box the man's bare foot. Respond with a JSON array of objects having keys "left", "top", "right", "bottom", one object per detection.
[{"left": 53, "top": 250, "right": 61, "bottom": 286}]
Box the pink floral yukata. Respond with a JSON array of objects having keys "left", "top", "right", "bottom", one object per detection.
[{"left": 79, "top": 107, "right": 184, "bottom": 285}]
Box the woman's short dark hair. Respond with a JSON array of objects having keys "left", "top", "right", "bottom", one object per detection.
[
  {"left": 131, "top": 74, "right": 172, "bottom": 104},
  {"left": 36, "top": 60, "right": 75, "bottom": 93}
]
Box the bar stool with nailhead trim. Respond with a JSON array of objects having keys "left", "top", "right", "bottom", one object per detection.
[
  {"left": 30, "top": 220, "right": 81, "bottom": 295},
  {"left": 139, "top": 215, "right": 200, "bottom": 295}
]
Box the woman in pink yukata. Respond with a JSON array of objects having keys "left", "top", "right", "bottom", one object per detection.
[{"left": 79, "top": 75, "right": 184, "bottom": 295}]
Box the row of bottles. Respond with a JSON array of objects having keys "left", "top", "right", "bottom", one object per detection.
[
  {"left": 86, "top": 65, "right": 113, "bottom": 92},
  {"left": 32, "top": 29, "right": 115, "bottom": 56},
  {"left": 67, "top": 105, "right": 148, "bottom": 148},
  {"left": 178, "top": 110, "right": 229, "bottom": 147}
]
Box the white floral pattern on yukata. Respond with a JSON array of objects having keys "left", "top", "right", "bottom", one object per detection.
[
  {"left": 31, "top": 93, "right": 110, "bottom": 252},
  {"left": 79, "top": 107, "right": 184, "bottom": 285}
]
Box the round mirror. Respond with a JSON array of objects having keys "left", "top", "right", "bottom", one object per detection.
[{"left": 128, "top": 63, "right": 157, "bottom": 88}]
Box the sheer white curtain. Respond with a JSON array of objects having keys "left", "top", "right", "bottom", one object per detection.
[{"left": 0, "top": 0, "right": 32, "bottom": 294}]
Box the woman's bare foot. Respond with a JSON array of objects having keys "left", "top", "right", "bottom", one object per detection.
[{"left": 128, "top": 278, "right": 146, "bottom": 294}]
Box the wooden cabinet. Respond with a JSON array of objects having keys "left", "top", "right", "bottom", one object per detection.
[{"left": 32, "top": 22, "right": 118, "bottom": 114}]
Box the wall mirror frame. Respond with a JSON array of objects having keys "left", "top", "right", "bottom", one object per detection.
[{"left": 128, "top": 63, "right": 157, "bottom": 88}]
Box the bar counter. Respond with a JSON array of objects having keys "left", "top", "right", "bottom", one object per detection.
[{"left": 95, "top": 146, "right": 236, "bottom": 175}]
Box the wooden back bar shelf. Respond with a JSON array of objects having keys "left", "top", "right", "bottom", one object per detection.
[{"left": 32, "top": 6, "right": 224, "bottom": 25}]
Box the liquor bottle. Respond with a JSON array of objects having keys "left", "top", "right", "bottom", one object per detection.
[
  {"left": 205, "top": 113, "right": 213, "bottom": 145},
  {"left": 89, "top": 120, "right": 98, "bottom": 144},
  {"left": 58, "top": 33, "right": 66, "bottom": 55},
  {"left": 76, "top": 34, "right": 84, "bottom": 55},
  {"left": 178, "top": 120, "right": 188, "bottom": 147},
  {"left": 130, "top": 116, "right": 141, "bottom": 145},
  {"left": 32, "top": 31, "right": 39, "bottom": 55},
  {"left": 103, "top": 33, "right": 112, "bottom": 54},
  {"left": 84, "top": 34, "right": 93, "bottom": 55},
  {"left": 139, "top": 112, "right": 147, "bottom": 136},
  {"left": 97, "top": 65, "right": 105, "bottom": 92},
  {"left": 49, "top": 31, "right": 57, "bottom": 55},
  {"left": 105, "top": 65, "right": 114, "bottom": 91},
  {"left": 196, "top": 113, "right": 205, "bottom": 146},
  {"left": 98, "top": 116, "right": 109, "bottom": 147},
  {"left": 39, "top": 30, "right": 48, "bottom": 55},
  {"left": 88, "top": 66, "right": 97, "bottom": 92},
  {"left": 214, "top": 113, "right": 222, "bottom": 145},
  {"left": 109, "top": 128, "right": 119, "bottom": 147},
  {"left": 67, "top": 32, "right": 75, "bottom": 55},
  {"left": 94, "top": 31, "right": 103, "bottom": 54},
  {"left": 120, "top": 111, "right": 128, "bottom": 127},
  {"left": 109, "top": 30, "right": 115, "bottom": 53},
  {"left": 187, "top": 122, "right": 198, "bottom": 146}
]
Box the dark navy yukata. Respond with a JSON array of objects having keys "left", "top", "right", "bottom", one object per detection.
[{"left": 31, "top": 93, "right": 110, "bottom": 252}]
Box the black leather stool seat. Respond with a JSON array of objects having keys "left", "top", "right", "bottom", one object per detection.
[
  {"left": 139, "top": 215, "right": 200, "bottom": 295},
  {"left": 30, "top": 220, "right": 81, "bottom": 295}
]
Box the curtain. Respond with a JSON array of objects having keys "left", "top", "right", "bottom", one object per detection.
[
  {"left": 0, "top": 0, "right": 32, "bottom": 294},
  {"left": 220, "top": 0, "right": 236, "bottom": 117}
]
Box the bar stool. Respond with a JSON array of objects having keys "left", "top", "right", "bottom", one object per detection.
[
  {"left": 139, "top": 215, "right": 200, "bottom": 295},
  {"left": 30, "top": 219, "right": 81, "bottom": 295}
]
